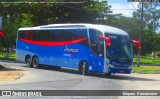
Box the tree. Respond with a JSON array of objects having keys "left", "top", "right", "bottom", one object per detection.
[
  {"left": 101, "top": 14, "right": 140, "bottom": 40},
  {"left": 133, "top": 2, "right": 160, "bottom": 55},
  {"left": 101, "top": 14, "right": 141, "bottom": 55},
  {"left": 0, "top": 0, "right": 111, "bottom": 57},
  {"left": 133, "top": 2, "right": 160, "bottom": 31}
]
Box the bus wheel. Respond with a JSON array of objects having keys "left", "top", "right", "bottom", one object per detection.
[
  {"left": 105, "top": 73, "right": 111, "bottom": 76},
  {"left": 79, "top": 61, "right": 88, "bottom": 75},
  {"left": 54, "top": 66, "right": 61, "bottom": 70},
  {"left": 26, "top": 57, "right": 32, "bottom": 67},
  {"left": 32, "top": 57, "right": 39, "bottom": 68}
]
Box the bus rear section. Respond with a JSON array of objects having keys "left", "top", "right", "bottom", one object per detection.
[{"left": 16, "top": 27, "right": 91, "bottom": 70}]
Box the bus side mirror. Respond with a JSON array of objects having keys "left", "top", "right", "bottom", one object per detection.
[
  {"left": 0, "top": 30, "right": 4, "bottom": 37},
  {"left": 99, "top": 36, "right": 111, "bottom": 47},
  {"left": 131, "top": 40, "right": 140, "bottom": 51}
]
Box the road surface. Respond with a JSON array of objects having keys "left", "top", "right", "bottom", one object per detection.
[{"left": 0, "top": 61, "right": 160, "bottom": 99}]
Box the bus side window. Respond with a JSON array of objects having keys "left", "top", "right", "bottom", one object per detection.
[
  {"left": 75, "top": 29, "right": 88, "bottom": 46},
  {"left": 39, "top": 30, "right": 53, "bottom": 41},
  {"left": 18, "top": 31, "right": 25, "bottom": 39},
  {"left": 89, "top": 29, "right": 104, "bottom": 56},
  {"left": 24, "top": 31, "right": 30, "bottom": 39},
  {"left": 54, "top": 29, "right": 77, "bottom": 42},
  {"left": 31, "top": 30, "right": 40, "bottom": 41}
]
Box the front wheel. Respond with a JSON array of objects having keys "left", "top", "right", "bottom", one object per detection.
[
  {"left": 32, "top": 57, "right": 39, "bottom": 68},
  {"left": 79, "top": 61, "right": 89, "bottom": 75},
  {"left": 105, "top": 73, "right": 111, "bottom": 76}
]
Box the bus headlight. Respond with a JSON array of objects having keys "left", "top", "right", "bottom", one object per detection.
[
  {"left": 109, "top": 64, "right": 115, "bottom": 68},
  {"left": 128, "top": 65, "right": 132, "bottom": 69}
]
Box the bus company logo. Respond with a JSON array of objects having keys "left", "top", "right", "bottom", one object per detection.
[
  {"left": 64, "top": 47, "right": 79, "bottom": 52},
  {"left": 63, "top": 54, "right": 75, "bottom": 58},
  {"left": 1, "top": 91, "right": 42, "bottom": 96},
  {"left": 2, "top": 91, "right": 11, "bottom": 96}
]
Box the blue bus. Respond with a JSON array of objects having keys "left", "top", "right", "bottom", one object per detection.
[{"left": 16, "top": 24, "right": 139, "bottom": 75}]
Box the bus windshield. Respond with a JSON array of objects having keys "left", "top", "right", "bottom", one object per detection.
[{"left": 105, "top": 34, "right": 133, "bottom": 62}]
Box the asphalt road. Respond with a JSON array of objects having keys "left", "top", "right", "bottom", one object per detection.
[{"left": 0, "top": 61, "right": 160, "bottom": 99}]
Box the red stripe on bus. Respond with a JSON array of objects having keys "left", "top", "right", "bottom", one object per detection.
[{"left": 19, "top": 38, "right": 87, "bottom": 46}]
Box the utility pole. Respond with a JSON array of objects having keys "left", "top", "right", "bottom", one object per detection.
[
  {"left": 137, "top": 0, "right": 143, "bottom": 67},
  {"left": 153, "top": 7, "right": 156, "bottom": 31},
  {"left": 0, "top": 17, "right": 2, "bottom": 30},
  {"left": 5, "top": 15, "right": 10, "bottom": 59}
]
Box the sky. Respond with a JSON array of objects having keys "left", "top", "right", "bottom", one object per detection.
[
  {"left": 106, "top": 0, "right": 160, "bottom": 32},
  {"left": 107, "top": 0, "right": 139, "bottom": 17}
]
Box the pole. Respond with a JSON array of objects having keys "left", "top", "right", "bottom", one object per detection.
[
  {"left": 0, "top": 17, "right": 2, "bottom": 30},
  {"left": 5, "top": 15, "right": 10, "bottom": 59},
  {"left": 137, "top": 0, "right": 143, "bottom": 67}
]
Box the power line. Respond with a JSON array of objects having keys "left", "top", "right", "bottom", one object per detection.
[
  {"left": 110, "top": 9, "right": 137, "bottom": 10},
  {"left": 0, "top": 2, "right": 86, "bottom": 4},
  {"left": 130, "top": 2, "right": 138, "bottom": 10},
  {"left": 110, "top": 2, "right": 139, "bottom": 10}
]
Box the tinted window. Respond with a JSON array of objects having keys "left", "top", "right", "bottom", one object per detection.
[
  {"left": 89, "top": 29, "right": 104, "bottom": 55},
  {"left": 54, "top": 29, "right": 76, "bottom": 41},
  {"left": 18, "top": 29, "right": 88, "bottom": 46},
  {"left": 40, "top": 30, "right": 53, "bottom": 41},
  {"left": 31, "top": 30, "right": 40, "bottom": 41},
  {"left": 53, "top": 29, "right": 87, "bottom": 42},
  {"left": 18, "top": 31, "right": 25, "bottom": 39}
]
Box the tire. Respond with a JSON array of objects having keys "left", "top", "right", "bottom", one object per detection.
[
  {"left": 54, "top": 66, "right": 61, "bottom": 70},
  {"left": 32, "top": 57, "right": 39, "bottom": 68},
  {"left": 26, "top": 57, "right": 32, "bottom": 67},
  {"left": 105, "top": 73, "right": 111, "bottom": 76},
  {"left": 79, "top": 61, "right": 88, "bottom": 75}
]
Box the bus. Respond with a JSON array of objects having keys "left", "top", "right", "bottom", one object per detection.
[{"left": 16, "top": 24, "right": 140, "bottom": 75}]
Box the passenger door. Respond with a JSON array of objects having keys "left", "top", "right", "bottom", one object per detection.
[{"left": 88, "top": 29, "right": 105, "bottom": 72}]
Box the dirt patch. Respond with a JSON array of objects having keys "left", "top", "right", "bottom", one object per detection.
[{"left": 0, "top": 64, "right": 23, "bottom": 82}]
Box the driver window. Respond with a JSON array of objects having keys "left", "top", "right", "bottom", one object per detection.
[{"left": 89, "top": 29, "right": 104, "bottom": 57}]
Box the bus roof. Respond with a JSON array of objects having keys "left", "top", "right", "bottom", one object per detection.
[{"left": 18, "top": 24, "right": 129, "bottom": 36}]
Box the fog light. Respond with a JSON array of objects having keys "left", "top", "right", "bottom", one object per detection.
[{"left": 128, "top": 66, "right": 132, "bottom": 69}]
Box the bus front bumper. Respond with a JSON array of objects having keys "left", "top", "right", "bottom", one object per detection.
[{"left": 108, "top": 66, "right": 132, "bottom": 74}]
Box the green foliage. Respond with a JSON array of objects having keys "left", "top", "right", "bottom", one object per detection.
[
  {"left": 141, "top": 29, "right": 158, "bottom": 55},
  {"left": 104, "top": 15, "right": 140, "bottom": 40},
  {"left": 132, "top": 66, "right": 160, "bottom": 74},
  {"left": 133, "top": 57, "right": 160, "bottom": 64},
  {"left": 0, "top": 1, "right": 159, "bottom": 56},
  {"left": 0, "top": 51, "right": 16, "bottom": 61},
  {"left": 101, "top": 2, "right": 160, "bottom": 55},
  {"left": 0, "top": 0, "right": 110, "bottom": 49},
  {"left": 134, "top": 2, "right": 160, "bottom": 31}
]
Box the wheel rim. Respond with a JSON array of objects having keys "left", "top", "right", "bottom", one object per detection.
[
  {"left": 26, "top": 59, "right": 31, "bottom": 67},
  {"left": 33, "top": 57, "right": 38, "bottom": 68},
  {"left": 82, "top": 62, "right": 86, "bottom": 75}
]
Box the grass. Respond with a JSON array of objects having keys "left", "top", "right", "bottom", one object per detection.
[
  {"left": 0, "top": 52, "right": 16, "bottom": 61},
  {"left": 132, "top": 66, "right": 160, "bottom": 74},
  {"left": 133, "top": 57, "right": 160, "bottom": 64}
]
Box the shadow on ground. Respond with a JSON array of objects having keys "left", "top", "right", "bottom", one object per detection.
[
  {"left": 22, "top": 65, "right": 157, "bottom": 82},
  {"left": 0, "top": 64, "right": 25, "bottom": 71}
]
